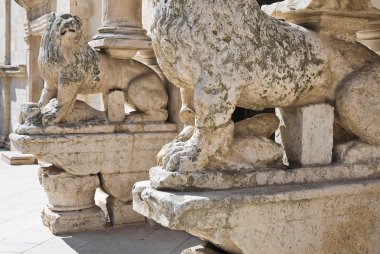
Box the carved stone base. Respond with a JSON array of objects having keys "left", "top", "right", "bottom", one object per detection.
[
  {"left": 106, "top": 197, "right": 145, "bottom": 226},
  {"left": 133, "top": 176, "right": 380, "bottom": 254},
  {"left": 41, "top": 206, "right": 107, "bottom": 235}
]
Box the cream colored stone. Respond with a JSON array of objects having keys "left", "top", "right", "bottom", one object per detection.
[
  {"left": 10, "top": 131, "right": 177, "bottom": 175},
  {"left": 39, "top": 166, "right": 99, "bottom": 211},
  {"left": 150, "top": 163, "right": 380, "bottom": 190},
  {"left": 152, "top": 0, "right": 380, "bottom": 173},
  {"left": 334, "top": 140, "right": 380, "bottom": 164},
  {"left": 107, "top": 90, "right": 125, "bottom": 123},
  {"left": 277, "top": 104, "right": 334, "bottom": 166},
  {"left": 41, "top": 206, "right": 107, "bottom": 235},
  {"left": 134, "top": 178, "right": 380, "bottom": 254},
  {"left": 100, "top": 172, "right": 149, "bottom": 202},
  {"left": 107, "top": 197, "right": 145, "bottom": 225}
]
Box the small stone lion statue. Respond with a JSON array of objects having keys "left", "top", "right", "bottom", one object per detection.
[
  {"left": 38, "top": 13, "right": 168, "bottom": 125},
  {"left": 153, "top": 0, "right": 380, "bottom": 172}
]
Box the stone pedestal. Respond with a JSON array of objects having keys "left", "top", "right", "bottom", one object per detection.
[
  {"left": 134, "top": 170, "right": 380, "bottom": 254},
  {"left": 10, "top": 123, "right": 177, "bottom": 231}
]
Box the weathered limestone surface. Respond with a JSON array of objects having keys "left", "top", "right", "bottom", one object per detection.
[
  {"left": 134, "top": 179, "right": 380, "bottom": 254},
  {"left": 42, "top": 206, "right": 107, "bottom": 235},
  {"left": 10, "top": 130, "right": 177, "bottom": 175},
  {"left": 39, "top": 166, "right": 99, "bottom": 211},
  {"left": 276, "top": 104, "right": 334, "bottom": 166}
]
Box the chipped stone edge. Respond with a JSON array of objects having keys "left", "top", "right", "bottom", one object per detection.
[{"left": 149, "top": 163, "right": 380, "bottom": 191}]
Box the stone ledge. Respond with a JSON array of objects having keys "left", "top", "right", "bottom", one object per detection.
[
  {"left": 150, "top": 163, "right": 380, "bottom": 191},
  {"left": 133, "top": 179, "right": 380, "bottom": 253},
  {"left": 10, "top": 131, "right": 177, "bottom": 175},
  {"left": 15, "top": 122, "right": 177, "bottom": 135}
]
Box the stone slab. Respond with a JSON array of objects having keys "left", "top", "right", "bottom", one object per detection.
[
  {"left": 1, "top": 151, "right": 36, "bottom": 165},
  {"left": 10, "top": 131, "right": 177, "bottom": 175},
  {"left": 150, "top": 163, "right": 380, "bottom": 190},
  {"left": 106, "top": 197, "right": 145, "bottom": 226},
  {"left": 133, "top": 179, "right": 380, "bottom": 254},
  {"left": 41, "top": 206, "right": 107, "bottom": 235}
]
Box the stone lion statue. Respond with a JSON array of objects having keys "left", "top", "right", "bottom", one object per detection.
[
  {"left": 38, "top": 13, "right": 168, "bottom": 125},
  {"left": 153, "top": 0, "right": 380, "bottom": 172}
]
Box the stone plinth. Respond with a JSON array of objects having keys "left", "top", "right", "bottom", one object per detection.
[{"left": 133, "top": 175, "right": 380, "bottom": 254}]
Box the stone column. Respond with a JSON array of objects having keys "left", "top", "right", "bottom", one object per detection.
[{"left": 90, "top": 0, "right": 151, "bottom": 59}]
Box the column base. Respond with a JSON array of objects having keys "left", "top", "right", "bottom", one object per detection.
[{"left": 41, "top": 206, "right": 107, "bottom": 235}]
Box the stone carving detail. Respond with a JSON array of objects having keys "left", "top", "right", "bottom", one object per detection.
[
  {"left": 152, "top": 0, "right": 380, "bottom": 173},
  {"left": 35, "top": 13, "right": 168, "bottom": 126}
]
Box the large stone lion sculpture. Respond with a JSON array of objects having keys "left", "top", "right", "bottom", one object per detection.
[
  {"left": 153, "top": 0, "right": 380, "bottom": 172},
  {"left": 38, "top": 13, "right": 168, "bottom": 125}
]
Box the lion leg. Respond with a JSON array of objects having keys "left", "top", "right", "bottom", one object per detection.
[
  {"left": 126, "top": 72, "right": 168, "bottom": 123},
  {"left": 157, "top": 76, "right": 241, "bottom": 172},
  {"left": 42, "top": 82, "right": 78, "bottom": 125},
  {"left": 38, "top": 82, "right": 57, "bottom": 107},
  {"left": 335, "top": 62, "right": 380, "bottom": 163},
  {"left": 179, "top": 87, "right": 195, "bottom": 126}
]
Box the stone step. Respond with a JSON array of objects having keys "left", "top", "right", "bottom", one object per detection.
[{"left": 1, "top": 151, "right": 36, "bottom": 165}]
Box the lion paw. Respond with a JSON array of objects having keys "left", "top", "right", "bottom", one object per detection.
[
  {"left": 157, "top": 139, "right": 205, "bottom": 172},
  {"left": 42, "top": 113, "right": 60, "bottom": 126}
]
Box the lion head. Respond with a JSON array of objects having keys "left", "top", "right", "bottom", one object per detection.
[{"left": 38, "top": 12, "right": 100, "bottom": 88}]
